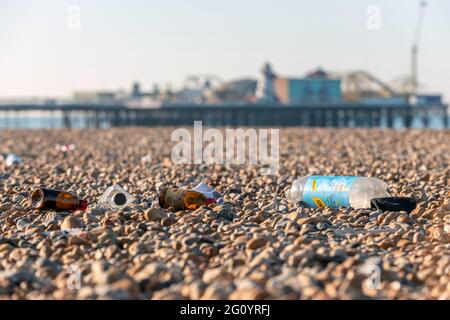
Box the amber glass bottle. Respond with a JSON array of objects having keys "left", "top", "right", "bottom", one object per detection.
[
  {"left": 31, "top": 188, "right": 88, "bottom": 212},
  {"left": 159, "top": 188, "right": 214, "bottom": 211}
]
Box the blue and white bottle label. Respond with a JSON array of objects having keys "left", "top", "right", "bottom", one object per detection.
[{"left": 302, "top": 176, "right": 357, "bottom": 208}]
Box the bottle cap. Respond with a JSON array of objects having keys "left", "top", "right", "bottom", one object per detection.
[
  {"left": 370, "top": 197, "right": 417, "bottom": 213},
  {"left": 204, "top": 198, "right": 216, "bottom": 205},
  {"left": 78, "top": 199, "right": 89, "bottom": 211}
]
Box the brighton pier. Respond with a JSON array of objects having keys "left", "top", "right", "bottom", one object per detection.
[{"left": 0, "top": 103, "right": 448, "bottom": 129}]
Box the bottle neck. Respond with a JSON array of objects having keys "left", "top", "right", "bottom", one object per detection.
[{"left": 77, "top": 199, "right": 89, "bottom": 211}]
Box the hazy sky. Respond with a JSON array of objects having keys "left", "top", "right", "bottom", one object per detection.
[{"left": 1, "top": 0, "right": 450, "bottom": 101}]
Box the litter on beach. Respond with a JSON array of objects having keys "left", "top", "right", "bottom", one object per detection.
[
  {"left": 55, "top": 144, "right": 76, "bottom": 153},
  {"left": 2, "top": 153, "right": 23, "bottom": 166},
  {"left": 140, "top": 154, "right": 152, "bottom": 163},
  {"left": 158, "top": 183, "right": 223, "bottom": 211},
  {"left": 30, "top": 187, "right": 88, "bottom": 212},
  {"left": 98, "top": 184, "right": 134, "bottom": 210},
  {"left": 191, "top": 182, "right": 224, "bottom": 204},
  {"left": 287, "top": 175, "right": 417, "bottom": 212}
]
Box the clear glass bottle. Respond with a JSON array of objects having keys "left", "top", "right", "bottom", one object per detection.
[
  {"left": 98, "top": 184, "right": 134, "bottom": 210},
  {"left": 287, "top": 176, "right": 390, "bottom": 209}
]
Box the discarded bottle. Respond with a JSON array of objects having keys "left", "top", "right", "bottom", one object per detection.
[
  {"left": 159, "top": 187, "right": 215, "bottom": 211},
  {"left": 287, "top": 176, "right": 391, "bottom": 209},
  {"left": 98, "top": 184, "right": 134, "bottom": 210},
  {"left": 31, "top": 188, "right": 88, "bottom": 212}
]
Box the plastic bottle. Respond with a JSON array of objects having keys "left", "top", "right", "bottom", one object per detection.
[
  {"left": 159, "top": 188, "right": 215, "bottom": 211},
  {"left": 287, "top": 176, "right": 391, "bottom": 209},
  {"left": 31, "top": 188, "right": 88, "bottom": 212}
]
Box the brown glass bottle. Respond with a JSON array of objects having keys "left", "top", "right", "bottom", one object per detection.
[
  {"left": 31, "top": 188, "right": 88, "bottom": 212},
  {"left": 158, "top": 187, "right": 213, "bottom": 211}
]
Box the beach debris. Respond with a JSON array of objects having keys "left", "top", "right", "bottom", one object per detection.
[
  {"left": 98, "top": 184, "right": 134, "bottom": 210},
  {"left": 287, "top": 176, "right": 390, "bottom": 209},
  {"left": 287, "top": 175, "right": 415, "bottom": 211},
  {"left": 31, "top": 187, "right": 88, "bottom": 212},
  {"left": 2, "top": 153, "right": 23, "bottom": 166},
  {"left": 191, "top": 182, "right": 224, "bottom": 204},
  {"left": 370, "top": 197, "right": 417, "bottom": 213},
  {"left": 158, "top": 187, "right": 210, "bottom": 211},
  {"left": 140, "top": 154, "right": 152, "bottom": 163},
  {"left": 55, "top": 143, "right": 76, "bottom": 153},
  {"left": 159, "top": 183, "right": 223, "bottom": 211}
]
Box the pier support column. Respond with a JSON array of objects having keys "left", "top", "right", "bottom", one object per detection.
[
  {"left": 112, "top": 110, "right": 120, "bottom": 127},
  {"left": 443, "top": 106, "right": 449, "bottom": 129},
  {"left": 62, "top": 110, "right": 71, "bottom": 129},
  {"left": 421, "top": 111, "right": 429, "bottom": 129},
  {"left": 299, "top": 109, "right": 306, "bottom": 126},
  {"left": 354, "top": 110, "right": 362, "bottom": 127},
  {"left": 386, "top": 109, "right": 394, "bottom": 128},
  {"left": 94, "top": 111, "right": 100, "bottom": 128},
  {"left": 367, "top": 110, "right": 374, "bottom": 127},
  {"left": 372, "top": 110, "right": 381, "bottom": 128},
  {"left": 318, "top": 110, "right": 325, "bottom": 127},
  {"left": 404, "top": 109, "right": 413, "bottom": 129},
  {"left": 331, "top": 110, "right": 339, "bottom": 127},
  {"left": 306, "top": 110, "right": 313, "bottom": 127},
  {"left": 343, "top": 109, "right": 350, "bottom": 127},
  {"left": 310, "top": 110, "right": 317, "bottom": 127}
]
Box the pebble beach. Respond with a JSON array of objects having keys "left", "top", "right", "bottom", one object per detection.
[{"left": 0, "top": 127, "right": 449, "bottom": 300}]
